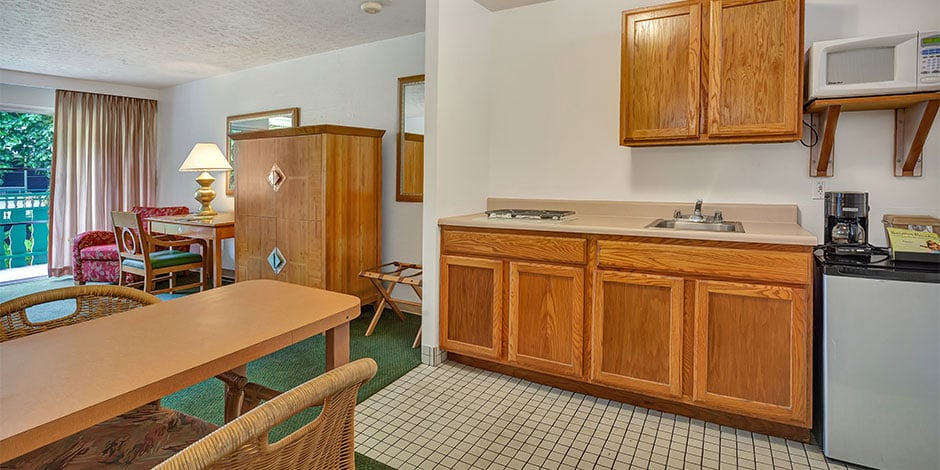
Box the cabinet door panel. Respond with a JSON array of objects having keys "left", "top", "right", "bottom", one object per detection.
[
  {"left": 234, "top": 139, "right": 277, "bottom": 219},
  {"left": 592, "top": 271, "right": 683, "bottom": 398},
  {"left": 275, "top": 135, "right": 322, "bottom": 222},
  {"left": 707, "top": 0, "right": 801, "bottom": 137},
  {"left": 235, "top": 215, "right": 278, "bottom": 281},
  {"left": 275, "top": 218, "right": 323, "bottom": 288},
  {"left": 508, "top": 262, "right": 584, "bottom": 377},
  {"left": 693, "top": 280, "right": 809, "bottom": 425},
  {"left": 441, "top": 256, "right": 503, "bottom": 360},
  {"left": 622, "top": 3, "right": 701, "bottom": 142}
]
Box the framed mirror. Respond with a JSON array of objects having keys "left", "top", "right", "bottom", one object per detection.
[
  {"left": 397, "top": 75, "right": 424, "bottom": 202},
  {"left": 226, "top": 108, "right": 299, "bottom": 195}
]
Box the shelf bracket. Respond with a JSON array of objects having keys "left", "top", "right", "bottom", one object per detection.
[
  {"left": 894, "top": 99, "right": 939, "bottom": 177},
  {"left": 809, "top": 105, "right": 840, "bottom": 177}
]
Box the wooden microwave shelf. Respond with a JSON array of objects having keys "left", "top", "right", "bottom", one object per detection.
[{"left": 804, "top": 91, "right": 940, "bottom": 177}]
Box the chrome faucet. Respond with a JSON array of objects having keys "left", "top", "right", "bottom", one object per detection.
[{"left": 689, "top": 199, "right": 705, "bottom": 222}]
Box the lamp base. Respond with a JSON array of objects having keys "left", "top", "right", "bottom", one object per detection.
[{"left": 193, "top": 171, "right": 218, "bottom": 217}]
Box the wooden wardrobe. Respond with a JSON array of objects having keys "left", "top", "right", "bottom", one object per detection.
[{"left": 230, "top": 125, "right": 384, "bottom": 302}]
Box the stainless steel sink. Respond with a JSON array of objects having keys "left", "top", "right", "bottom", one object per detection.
[{"left": 645, "top": 218, "right": 745, "bottom": 233}]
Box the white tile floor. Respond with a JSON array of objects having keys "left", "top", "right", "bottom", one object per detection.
[{"left": 355, "top": 362, "right": 867, "bottom": 470}]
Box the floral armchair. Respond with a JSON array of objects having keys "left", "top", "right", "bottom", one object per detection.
[{"left": 72, "top": 206, "right": 190, "bottom": 284}]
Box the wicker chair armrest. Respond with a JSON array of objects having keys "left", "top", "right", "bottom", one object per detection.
[
  {"left": 243, "top": 383, "right": 282, "bottom": 404},
  {"left": 215, "top": 372, "right": 281, "bottom": 403},
  {"left": 153, "top": 358, "right": 378, "bottom": 470},
  {"left": 0, "top": 286, "right": 160, "bottom": 342}
]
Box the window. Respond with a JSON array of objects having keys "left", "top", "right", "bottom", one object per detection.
[{"left": 0, "top": 111, "right": 52, "bottom": 272}]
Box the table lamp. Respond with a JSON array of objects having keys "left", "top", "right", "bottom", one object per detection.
[{"left": 178, "top": 143, "right": 233, "bottom": 217}]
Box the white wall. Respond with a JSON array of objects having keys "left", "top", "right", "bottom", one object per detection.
[
  {"left": 0, "top": 83, "right": 55, "bottom": 114},
  {"left": 424, "top": 0, "right": 940, "bottom": 349},
  {"left": 422, "top": 0, "right": 496, "bottom": 351},
  {"left": 484, "top": 0, "right": 939, "bottom": 246},
  {"left": 158, "top": 34, "right": 425, "bottom": 280},
  {"left": 0, "top": 69, "right": 161, "bottom": 101}
]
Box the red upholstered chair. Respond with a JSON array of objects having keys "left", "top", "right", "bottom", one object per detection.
[{"left": 72, "top": 206, "right": 190, "bottom": 284}]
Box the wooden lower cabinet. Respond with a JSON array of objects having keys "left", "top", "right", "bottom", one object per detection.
[
  {"left": 440, "top": 228, "right": 814, "bottom": 439},
  {"left": 508, "top": 262, "right": 584, "bottom": 377},
  {"left": 591, "top": 271, "right": 683, "bottom": 398},
  {"left": 440, "top": 255, "right": 503, "bottom": 360},
  {"left": 692, "top": 280, "right": 809, "bottom": 425}
]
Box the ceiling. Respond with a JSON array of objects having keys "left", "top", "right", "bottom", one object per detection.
[
  {"left": 474, "top": 0, "right": 554, "bottom": 11},
  {"left": 0, "top": 0, "right": 426, "bottom": 89},
  {"left": 0, "top": 0, "right": 559, "bottom": 89}
]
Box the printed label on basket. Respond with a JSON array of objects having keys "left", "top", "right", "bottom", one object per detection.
[{"left": 887, "top": 227, "right": 940, "bottom": 254}]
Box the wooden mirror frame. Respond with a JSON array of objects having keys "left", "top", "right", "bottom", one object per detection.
[
  {"left": 225, "top": 108, "right": 299, "bottom": 196},
  {"left": 397, "top": 75, "right": 425, "bottom": 202}
]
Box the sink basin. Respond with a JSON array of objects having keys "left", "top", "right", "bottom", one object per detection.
[{"left": 645, "top": 218, "right": 745, "bottom": 233}]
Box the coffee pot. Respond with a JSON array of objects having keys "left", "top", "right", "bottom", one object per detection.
[
  {"left": 830, "top": 220, "right": 866, "bottom": 245},
  {"left": 824, "top": 192, "right": 870, "bottom": 253}
]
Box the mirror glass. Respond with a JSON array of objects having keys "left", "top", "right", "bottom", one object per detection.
[
  {"left": 397, "top": 75, "right": 424, "bottom": 202},
  {"left": 226, "top": 108, "right": 299, "bottom": 196}
]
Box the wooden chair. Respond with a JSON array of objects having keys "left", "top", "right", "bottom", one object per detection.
[
  {"left": 111, "top": 211, "right": 208, "bottom": 295},
  {"left": 0, "top": 285, "right": 219, "bottom": 468},
  {"left": 154, "top": 358, "right": 378, "bottom": 470}
]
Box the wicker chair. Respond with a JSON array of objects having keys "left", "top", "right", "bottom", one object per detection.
[
  {"left": 0, "top": 284, "right": 160, "bottom": 342},
  {"left": 0, "top": 285, "right": 219, "bottom": 468},
  {"left": 153, "top": 358, "right": 378, "bottom": 470}
]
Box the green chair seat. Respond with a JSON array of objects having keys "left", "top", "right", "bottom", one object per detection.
[{"left": 123, "top": 250, "right": 203, "bottom": 270}]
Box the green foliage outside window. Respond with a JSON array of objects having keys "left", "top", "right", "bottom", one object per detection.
[{"left": 0, "top": 111, "right": 53, "bottom": 170}]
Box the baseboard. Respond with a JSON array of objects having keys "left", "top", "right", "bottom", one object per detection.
[
  {"left": 363, "top": 298, "right": 422, "bottom": 316},
  {"left": 422, "top": 346, "right": 447, "bottom": 366}
]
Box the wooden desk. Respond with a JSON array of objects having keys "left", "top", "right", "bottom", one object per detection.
[
  {"left": 0, "top": 280, "right": 359, "bottom": 462},
  {"left": 148, "top": 213, "right": 234, "bottom": 288}
]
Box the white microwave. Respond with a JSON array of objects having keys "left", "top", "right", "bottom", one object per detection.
[{"left": 806, "top": 31, "right": 940, "bottom": 102}]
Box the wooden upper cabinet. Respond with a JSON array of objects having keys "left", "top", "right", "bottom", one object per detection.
[
  {"left": 621, "top": 0, "right": 803, "bottom": 146},
  {"left": 508, "top": 262, "right": 584, "bottom": 377},
  {"left": 621, "top": 3, "right": 701, "bottom": 142},
  {"left": 440, "top": 255, "right": 504, "bottom": 360},
  {"left": 592, "top": 271, "right": 684, "bottom": 398},
  {"left": 707, "top": 0, "right": 802, "bottom": 138},
  {"left": 692, "top": 280, "right": 809, "bottom": 426}
]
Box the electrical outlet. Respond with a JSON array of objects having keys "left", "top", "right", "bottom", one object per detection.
[{"left": 813, "top": 179, "right": 826, "bottom": 200}]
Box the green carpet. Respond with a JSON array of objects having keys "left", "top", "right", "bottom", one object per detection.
[
  {"left": 1, "top": 276, "right": 413, "bottom": 470},
  {"left": 161, "top": 307, "right": 422, "bottom": 439}
]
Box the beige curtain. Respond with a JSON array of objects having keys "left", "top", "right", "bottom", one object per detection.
[{"left": 48, "top": 90, "right": 157, "bottom": 276}]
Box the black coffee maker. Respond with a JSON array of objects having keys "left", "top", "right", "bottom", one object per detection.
[{"left": 824, "top": 191, "right": 870, "bottom": 256}]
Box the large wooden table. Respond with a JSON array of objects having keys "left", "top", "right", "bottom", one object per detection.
[
  {"left": 0, "top": 280, "right": 360, "bottom": 462},
  {"left": 148, "top": 213, "right": 235, "bottom": 288}
]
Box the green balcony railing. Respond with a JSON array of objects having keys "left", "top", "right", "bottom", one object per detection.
[{"left": 1, "top": 193, "right": 50, "bottom": 270}]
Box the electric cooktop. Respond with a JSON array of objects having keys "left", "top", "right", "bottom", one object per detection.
[{"left": 484, "top": 209, "right": 575, "bottom": 221}]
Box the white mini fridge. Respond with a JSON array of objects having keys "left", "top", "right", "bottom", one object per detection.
[{"left": 818, "top": 260, "right": 940, "bottom": 470}]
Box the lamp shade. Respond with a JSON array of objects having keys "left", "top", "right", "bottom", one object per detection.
[{"left": 179, "top": 143, "right": 233, "bottom": 172}]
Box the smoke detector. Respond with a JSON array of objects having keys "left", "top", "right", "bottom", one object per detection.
[{"left": 360, "top": 1, "right": 382, "bottom": 13}]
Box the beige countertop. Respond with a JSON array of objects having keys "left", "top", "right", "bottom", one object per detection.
[{"left": 438, "top": 199, "right": 818, "bottom": 246}]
